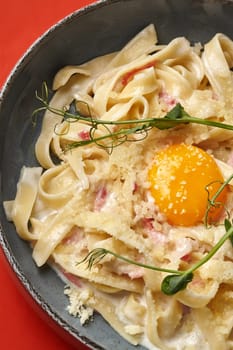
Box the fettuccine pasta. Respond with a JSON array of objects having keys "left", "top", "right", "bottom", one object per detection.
[{"left": 4, "top": 24, "right": 233, "bottom": 349}]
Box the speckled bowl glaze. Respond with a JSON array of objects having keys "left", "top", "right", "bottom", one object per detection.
[{"left": 1, "top": 0, "right": 233, "bottom": 349}]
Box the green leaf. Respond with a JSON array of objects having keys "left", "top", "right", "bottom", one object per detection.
[
  {"left": 224, "top": 219, "right": 233, "bottom": 246},
  {"left": 161, "top": 272, "right": 194, "bottom": 295},
  {"left": 224, "top": 218, "right": 232, "bottom": 231},
  {"left": 164, "top": 103, "right": 187, "bottom": 120},
  {"left": 150, "top": 103, "right": 192, "bottom": 130}
]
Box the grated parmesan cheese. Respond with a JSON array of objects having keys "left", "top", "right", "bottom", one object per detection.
[{"left": 64, "top": 286, "right": 94, "bottom": 325}]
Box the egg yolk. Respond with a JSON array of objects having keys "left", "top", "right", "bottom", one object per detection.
[{"left": 148, "top": 143, "right": 228, "bottom": 226}]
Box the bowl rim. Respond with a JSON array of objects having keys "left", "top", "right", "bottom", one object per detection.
[{"left": 1, "top": 0, "right": 233, "bottom": 349}]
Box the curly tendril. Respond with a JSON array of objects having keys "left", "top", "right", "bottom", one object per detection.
[
  {"left": 77, "top": 174, "right": 233, "bottom": 295},
  {"left": 32, "top": 82, "right": 233, "bottom": 154}
]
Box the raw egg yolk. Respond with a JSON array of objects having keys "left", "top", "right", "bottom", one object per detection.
[{"left": 148, "top": 143, "right": 228, "bottom": 226}]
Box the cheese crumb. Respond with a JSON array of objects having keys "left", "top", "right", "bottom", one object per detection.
[{"left": 64, "top": 286, "right": 94, "bottom": 325}]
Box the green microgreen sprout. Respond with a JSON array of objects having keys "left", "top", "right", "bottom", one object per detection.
[
  {"left": 77, "top": 174, "right": 233, "bottom": 295},
  {"left": 204, "top": 173, "right": 233, "bottom": 227},
  {"left": 78, "top": 248, "right": 182, "bottom": 275},
  {"left": 33, "top": 82, "right": 233, "bottom": 153}
]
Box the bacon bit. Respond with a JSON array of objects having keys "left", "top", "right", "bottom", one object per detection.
[
  {"left": 63, "top": 271, "right": 83, "bottom": 288},
  {"left": 142, "top": 217, "right": 154, "bottom": 231},
  {"left": 159, "top": 90, "right": 177, "bottom": 108},
  {"left": 133, "top": 182, "right": 139, "bottom": 194},
  {"left": 55, "top": 264, "right": 83, "bottom": 288},
  {"left": 78, "top": 130, "right": 90, "bottom": 140},
  {"left": 62, "top": 227, "right": 84, "bottom": 245},
  {"left": 94, "top": 186, "right": 108, "bottom": 211},
  {"left": 141, "top": 218, "right": 167, "bottom": 245},
  {"left": 121, "top": 61, "right": 156, "bottom": 86},
  {"left": 181, "top": 253, "right": 192, "bottom": 263}
]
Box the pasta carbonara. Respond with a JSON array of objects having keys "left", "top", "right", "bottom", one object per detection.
[{"left": 4, "top": 24, "right": 233, "bottom": 349}]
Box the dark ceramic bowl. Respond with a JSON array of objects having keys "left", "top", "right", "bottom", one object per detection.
[{"left": 1, "top": 0, "right": 233, "bottom": 349}]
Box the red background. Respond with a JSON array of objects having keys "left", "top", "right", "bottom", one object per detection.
[{"left": 0, "top": 1, "right": 97, "bottom": 349}]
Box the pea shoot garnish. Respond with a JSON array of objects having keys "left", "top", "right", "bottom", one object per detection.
[
  {"left": 77, "top": 175, "right": 233, "bottom": 295},
  {"left": 204, "top": 174, "right": 233, "bottom": 226},
  {"left": 33, "top": 82, "right": 233, "bottom": 153},
  {"left": 77, "top": 219, "right": 233, "bottom": 295}
]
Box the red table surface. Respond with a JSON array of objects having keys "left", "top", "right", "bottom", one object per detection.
[{"left": 0, "top": 1, "right": 97, "bottom": 349}]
